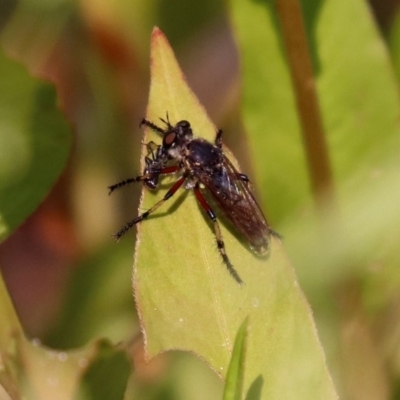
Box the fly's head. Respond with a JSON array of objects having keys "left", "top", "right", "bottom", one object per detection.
[
  {"left": 162, "top": 120, "right": 193, "bottom": 161},
  {"left": 142, "top": 120, "right": 193, "bottom": 190}
]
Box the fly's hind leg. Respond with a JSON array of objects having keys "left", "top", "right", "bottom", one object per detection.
[{"left": 193, "top": 184, "right": 243, "bottom": 285}]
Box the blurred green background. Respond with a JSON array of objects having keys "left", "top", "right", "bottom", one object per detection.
[{"left": 0, "top": 0, "right": 400, "bottom": 399}]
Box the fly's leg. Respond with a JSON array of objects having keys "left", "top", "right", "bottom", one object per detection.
[
  {"left": 141, "top": 114, "right": 174, "bottom": 136},
  {"left": 194, "top": 184, "right": 243, "bottom": 285},
  {"left": 215, "top": 129, "right": 223, "bottom": 148},
  {"left": 108, "top": 166, "right": 179, "bottom": 194},
  {"left": 113, "top": 175, "right": 186, "bottom": 240},
  {"left": 108, "top": 176, "right": 144, "bottom": 194},
  {"left": 145, "top": 141, "right": 159, "bottom": 159},
  {"left": 140, "top": 118, "right": 166, "bottom": 135},
  {"left": 215, "top": 131, "right": 250, "bottom": 182}
]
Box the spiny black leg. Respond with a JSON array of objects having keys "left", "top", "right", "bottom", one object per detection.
[
  {"left": 215, "top": 131, "right": 250, "bottom": 183},
  {"left": 145, "top": 141, "right": 159, "bottom": 158},
  {"left": 215, "top": 129, "right": 223, "bottom": 148},
  {"left": 215, "top": 132, "right": 250, "bottom": 184},
  {"left": 108, "top": 177, "right": 143, "bottom": 194},
  {"left": 108, "top": 166, "right": 180, "bottom": 195},
  {"left": 140, "top": 118, "right": 165, "bottom": 136},
  {"left": 193, "top": 185, "right": 243, "bottom": 285},
  {"left": 113, "top": 176, "right": 186, "bottom": 241}
]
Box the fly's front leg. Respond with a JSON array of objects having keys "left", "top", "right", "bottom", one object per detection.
[
  {"left": 108, "top": 176, "right": 146, "bottom": 194},
  {"left": 215, "top": 129, "right": 223, "bottom": 148},
  {"left": 113, "top": 175, "right": 186, "bottom": 241},
  {"left": 193, "top": 184, "right": 243, "bottom": 285},
  {"left": 140, "top": 118, "right": 166, "bottom": 136},
  {"left": 145, "top": 141, "right": 159, "bottom": 159},
  {"left": 108, "top": 166, "right": 180, "bottom": 194}
]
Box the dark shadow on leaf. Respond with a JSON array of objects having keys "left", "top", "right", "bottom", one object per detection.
[
  {"left": 245, "top": 374, "right": 264, "bottom": 400},
  {"left": 75, "top": 341, "right": 131, "bottom": 400},
  {"left": 139, "top": 189, "right": 189, "bottom": 221}
]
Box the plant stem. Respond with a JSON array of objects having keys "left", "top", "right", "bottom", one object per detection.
[{"left": 275, "top": 0, "right": 335, "bottom": 207}]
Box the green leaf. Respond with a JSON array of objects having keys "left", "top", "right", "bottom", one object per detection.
[
  {"left": 133, "top": 28, "right": 337, "bottom": 399},
  {"left": 0, "top": 48, "right": 72, "bottom": 242},
  {"left": 223, "top": 318, "right": 248, "bottom": 400}
]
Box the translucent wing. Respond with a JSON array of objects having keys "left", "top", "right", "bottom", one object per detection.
[{"left": 196, "top": 153, "right": 272, "bottom": 255}]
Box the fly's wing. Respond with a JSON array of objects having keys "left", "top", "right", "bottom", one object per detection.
[{"left": 197, "top": 155, "right": 272, "bottom": 255}]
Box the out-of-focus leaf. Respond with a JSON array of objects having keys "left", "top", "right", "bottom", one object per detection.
[
  {"left": 0, "top": 48, "right": 72, "bottom": 242},
  {"left": 0, "top": 272, "right": 130, "bottom": 400},
  {"left": 45, "top": 242, "right": 138, "bottom": 349},
  {"left": 1, "top": 0, "right": 74, "bottom": 70},
  {"left": 133, "top": 28, "right": 337, "bottom": 399},
  {"left": 75, "top": 341, "right": 131, "bottom": 400}
]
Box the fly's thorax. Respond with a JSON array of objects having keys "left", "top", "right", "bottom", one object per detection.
[{"left": 187, "top": 139, "right": 222, "bottom": 167}]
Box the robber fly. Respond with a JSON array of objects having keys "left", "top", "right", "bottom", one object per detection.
[{"left": 108, "top": 116, "right": 280, "bottom": 284}]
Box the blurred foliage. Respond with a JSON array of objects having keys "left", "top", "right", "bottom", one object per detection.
[
  {"left": 0, "top": 50, "right": 72, "bottom": 241},
  {"left": 0, "top": 0, "right": 399, "bottom": 399},
  {"left": 0, "top": 272, "right": 131, "bottom": 400}
]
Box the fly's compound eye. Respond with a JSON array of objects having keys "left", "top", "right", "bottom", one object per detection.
[
  {"left": 163, "top": 132, "right": 177, "bottom": 148},
  {"left": 163, "top": 120, "right": 193, "bottom": 149}
]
